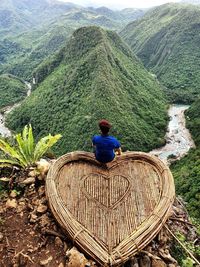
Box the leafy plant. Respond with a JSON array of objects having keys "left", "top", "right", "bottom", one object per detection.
[
  {"left": 0, "top": 124, "right": 61, "bottom": 168},
  {"left": 182, "top": 257, "right": 195, "bottom": 267}
]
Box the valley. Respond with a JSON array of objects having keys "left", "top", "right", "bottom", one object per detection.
[{"left": 0, "top": 0, "right": 200, "bottom": 258}]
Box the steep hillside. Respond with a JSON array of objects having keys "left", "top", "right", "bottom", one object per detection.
[
  {"left": 172, "top": 99, "right": 200, "bottom": 218},
  {"left": 0, "top": 3, "right": 146, "bottom": 80},
  {"left": 6, "top": 26, "right": 167, "bottom": 155},
  {"left": 0, "top": 0, "right": 78, "bottom": 37},
  {"left": 0, "top": 74, "right": 27, "bottom": 108},
  {"left": 121, "top": 3, "right": 200, "bottom": 103}
]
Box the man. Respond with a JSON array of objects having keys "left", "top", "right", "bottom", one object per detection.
[{"left": 92, "top": 119, "right": 122, "bottom": 163}]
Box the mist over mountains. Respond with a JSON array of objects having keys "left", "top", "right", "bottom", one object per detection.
[{"left": 0, "top": 0, "right": 146, "bottom": 80}]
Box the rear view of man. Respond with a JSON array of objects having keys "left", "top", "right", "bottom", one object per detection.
[{"left": 92, "top": 119, "right": 122, "bottom": 163}]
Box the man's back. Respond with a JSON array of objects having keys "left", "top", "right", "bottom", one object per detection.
[{"left": 92, "top": 134, "right": 120, "bottom": 163}]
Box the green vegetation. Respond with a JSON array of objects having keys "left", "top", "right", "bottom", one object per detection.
[
  {"left": 0, "top": 74, "right": 26, "bottom": 108},
  {"left": 0, "top": 124, "right": 61, "bottom": 168},
  {"left": 120, "top": 3, "right": 200, "bottom": 103},
  {"left": 172, "top": 99, "right": 200, "bottom": 219},
  {"left": 171, "top": 231, "right": 200, "bottom": 267},
  {"left": 0, "top": 1, "right": 146, "bottom": 80},
  {"left": 6, "top": 26, "right": 168, "bottom": 155}
]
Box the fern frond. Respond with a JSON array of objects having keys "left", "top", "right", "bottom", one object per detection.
[
  {"left": 0, "top": 139, "right": 26, "bottom": 167},
  {"left": 34, "top": 134, "right": 62, "bottom": 161},
  {"left": 0, "top": 163, "right": 13, "bottom": 168},
  {"left": 28, "top": 124, "right": 34, "bottom": 158},
  {"left": 0, "top": 159, "right": 22, "bottom": 167}
]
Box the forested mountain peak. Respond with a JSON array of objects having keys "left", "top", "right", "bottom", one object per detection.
[
  {"left": 120, "top": 3, "right": 200, "bottom": 103},
  {"left": 7, "top": 26, "right": 167, "bottom": 155}
]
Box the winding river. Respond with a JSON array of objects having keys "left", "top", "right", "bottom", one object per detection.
[
  {"left": 0, "top": 93, "right": 195, "bottom": 165},
  {"left": 150, "top": 104, "right": 195, "bottom": 165},
  {"left": 0, "top": 81, "right": 31, "bottom": 137}
]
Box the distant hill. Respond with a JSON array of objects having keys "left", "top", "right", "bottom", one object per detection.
[
  {"left": 0, "top": 74, "right": 27, "bottom": 108},
  {"left": 7, "top": 26, "right": 167, "bottom": 155},
  {"left": 172, "top": 98, "right": 200, "bottom": 218},
  {"left": 0, "top": 1, "right": 146, "bottom": 80},
  {"left": 180, "top": 0, "right": 200, "bottom": 4},
  {"left": 120, "top": 3, "right": 200, "bottom": 103}
]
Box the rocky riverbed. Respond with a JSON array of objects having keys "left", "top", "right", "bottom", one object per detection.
[{"left": 150, "top": 104, "right": 195, "bottom": 165}]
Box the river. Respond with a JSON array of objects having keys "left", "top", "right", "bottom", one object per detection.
[
  {"left": 150, "top": 104, "right": 195, "bottom": 165},
  {"left": 0, "top": 81, "right": 31, "bottom": 138},
  {"left": 0, "top": 98, "right": 195, "bottom": 164}
]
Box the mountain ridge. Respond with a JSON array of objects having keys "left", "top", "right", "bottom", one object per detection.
[
  {"left": 6, "top": 26, "right": 167, "bottom": 155},
  {"left": 120, "top": 3, "right": 200, "bottom": 103}
]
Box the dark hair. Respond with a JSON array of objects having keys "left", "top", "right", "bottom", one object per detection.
[
  {"left": 100, "top": 125, "right": 110, "bottom": 135},
  {"left": 99, "top": 119, "right": 111, "bottom": 135}
]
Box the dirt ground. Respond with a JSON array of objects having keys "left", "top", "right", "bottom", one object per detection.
[{"left": 0, "top": 169, "right": 199, "bottom": 267}]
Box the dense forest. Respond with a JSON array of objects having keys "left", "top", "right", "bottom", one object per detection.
[
  {"left": 120, "top": 3, "right": 200, "bottom": 103},
  {"left": 0, "top": 74, "right": 26, "bottom": 108},
  {"left": 6, "top": 26, "right": 168, "bottom": 155},
  {"left": 0, "top": 1, "right": 200, "bottom": 266},
  {"left": 0, "top": 0, "right": 146, "bottom": 80},
  {"left": 172, "top": 99, "right": 200, "bottom": 218}
]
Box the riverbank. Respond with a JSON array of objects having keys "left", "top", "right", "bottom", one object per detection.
[
  {"left": 150, "top": 104, "right": 195, "bottom": 165},
  {"left": 0, "top": 82, "right": 31, "bottom": 137}
]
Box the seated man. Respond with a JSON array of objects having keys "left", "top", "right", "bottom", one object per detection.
[{"left": 92, "top": 119, "right": 122, "bottom": 163}]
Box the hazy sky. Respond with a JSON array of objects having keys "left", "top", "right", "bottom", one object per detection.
[{"left": 60, "top": 0, "right": 180, "bottom": 9}]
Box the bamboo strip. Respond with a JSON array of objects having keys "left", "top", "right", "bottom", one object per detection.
[{"left": 46, "top": 151, "right": 175, "bottom": 266}]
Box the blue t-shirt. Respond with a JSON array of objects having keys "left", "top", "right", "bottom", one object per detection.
[{"left": 92, "top": 135, "right": 120, "bottom": 163}]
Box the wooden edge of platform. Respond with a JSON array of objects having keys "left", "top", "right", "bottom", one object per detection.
[{"left": 45, "top": 151, "right": 175, "bottom": 266}]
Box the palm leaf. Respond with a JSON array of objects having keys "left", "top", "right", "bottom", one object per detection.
[
  {"left": 0, "top": 158, "right": 22, "bottom": 167},
  {"left": 34, "top": 134, "right": 62, "bottom": 161},
  {"left": 15, "top": 133, "right": 30, "bottom": 165},
  {"left": 27, "top": 124, "right": 34, "bottom": 158},
  {"left": 0, "top": 163, "right": 13, "bottom": 168},
  {"left": 0, "top": 139, "right": 26, "bottom": 167}
]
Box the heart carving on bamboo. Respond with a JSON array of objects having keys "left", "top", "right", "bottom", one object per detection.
[
  {"left": 82, "top": 173, "right": 131, "bottom": 209},
  {"left": 46, "top": 152, "right": 175, "bottom": 267}
]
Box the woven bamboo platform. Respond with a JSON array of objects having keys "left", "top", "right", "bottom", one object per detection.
[{"left": 46, "top": 151, "right": 175, "bottom": 266}]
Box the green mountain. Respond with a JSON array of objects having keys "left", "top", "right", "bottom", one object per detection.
[
  {"left": 120, "top": 3, "right": 200, "bottom": 103},
  {"left": 172, "top": 100, "right": 200, "bottom": 218},
  {"left": 6, "top": 26, "right": 167, "bottom": 155},
  {"left": 0, "top": 2, "right": 146, "bottom": 80},
  {"left": 0, "top": 74, "right": 27, "bottom": 109}
]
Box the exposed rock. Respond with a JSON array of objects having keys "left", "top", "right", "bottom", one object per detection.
[
  {"left": 58, "top": 263, "right": 64, "bottom": 267},
  {"left": 21, "top": 177, "right": 35, "bottom": 185},
  {"left": 10, "top": 190, "right": 17, "bottom": 198},
  {"left": 38, "top": 186, "right": 45, "bottom": 197},
  {"left": 37, "top": 204, "right": 48, "bottom": 214},
  {"left": 55, "top": 237, "right": 63, "bottom": 248},
  {"left": 6, "top": 198, "right": 17, "bottom": 209},
  {"left": 158, "top": 249, "right": 177, "bottom": 263},
  {"left": 66, "top": 247, "right": 88, "bottom": 267},
  {"left": 0, "top": 232, "right": 3, "bottom": 242},
  {"left": 138, "top": 255, "right": 151, "bottom": 267},
  {"left": 126, "top": 257, "right": 139, "bottom": 267},
  {"left": 36, "top": 159, "right": 50, "bottom": 180},
  {"left": 28, "top": 169, "right": 38, "bottom": 177},
  {"left": 29, "top": 213, "right": 38, "bottom": 223},
  {"left": 40, "top": 256, "right": 53, "bottom": 266},
  {"left": 39, "top": 214, "right": 51, "bottom": 228},
  {"left": 152, "top": 259, "right": 167, "bottom": 267}
]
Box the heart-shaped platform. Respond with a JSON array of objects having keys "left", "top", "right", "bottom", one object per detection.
[{"left": 46, "top": 151, "right": 175, "bottom": 266}]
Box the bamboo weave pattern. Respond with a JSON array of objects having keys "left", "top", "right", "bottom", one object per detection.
[{"left": 46, "top": 151, "right": 175, "bottom": 266}]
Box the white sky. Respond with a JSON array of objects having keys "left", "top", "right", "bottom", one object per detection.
[{"left": 59, "top": 0, "right": 180, "bottom": 9}]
